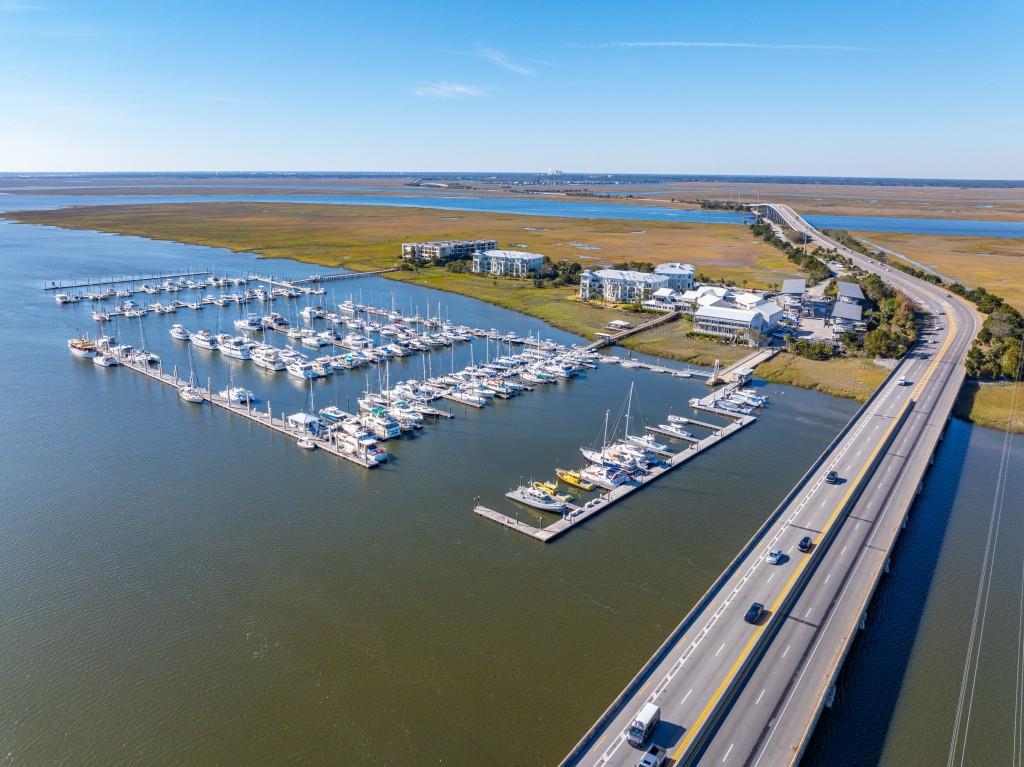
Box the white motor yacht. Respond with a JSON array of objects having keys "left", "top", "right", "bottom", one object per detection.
[
  {"left": 505, "top": 484, "right": 567, "bottom": 512},
  {"left": 252, "top": 346, "right": 286, "bottom": 371},
  {"left": 191, "top": 329, "right": 218, "bottom": 350},
  {"left": 169, "top": 323, "right": 191, "bottom": 341},
  {"left": 219, "top": 336, "right": 253, "bottom": 360}
]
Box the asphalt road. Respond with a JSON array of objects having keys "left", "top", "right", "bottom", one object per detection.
[{"left": 565, "top": 205, "right": 978, "bottom": 767}]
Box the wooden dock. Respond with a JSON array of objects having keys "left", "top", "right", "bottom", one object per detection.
[
  {"left": 44, "top": 270, "right": 210, "bottom": 291},
  {"left": 246, "top": 266, "right": 400, "bottom": 293},
  {"left": 113, "top": 355, "right": 377, "bottom": 468},
  {"left": 473, "top": 411, "right": 755, "bottom": 542}
]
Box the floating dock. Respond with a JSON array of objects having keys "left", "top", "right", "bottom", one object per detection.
[
  {"left": 114, "top": 355, "right": 377, "bottom": 468},
  {"left": 473, "top": 412, "right": 755, "bottom": 543},
  {"left": 44, "top": 270, "right": 211, "bottom": 291}
]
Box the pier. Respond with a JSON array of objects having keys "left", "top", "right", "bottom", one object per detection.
[
  {"left": 473, "top": 411, "right": 754, "bottom": 543},
  {"left": 44, "top": 270, "right": 210, "bottom": 291},
  {"left": 246, "top": 266, "right": 400, "bottom": 292},
  {"left": 706, "top": 346, "right": 778, "bottom": 385},
  {"left": 114, "top": 354, "right": 377, "bottom": 468},
  {"left": 583, "top": 311, "right": 680, "bottom": 351}
]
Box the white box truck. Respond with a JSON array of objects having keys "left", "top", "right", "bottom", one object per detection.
[{"left": 626, "top": 702, "right": 660, "bottom": 747}]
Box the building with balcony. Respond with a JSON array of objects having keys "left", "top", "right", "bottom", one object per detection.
[{"left": 471, "top": 249, "right": 545, "bottom": 277}]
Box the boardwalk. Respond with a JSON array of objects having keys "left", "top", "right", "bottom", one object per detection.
[{"left": 583, "top": 311, "right": 680, "bottom": 351}]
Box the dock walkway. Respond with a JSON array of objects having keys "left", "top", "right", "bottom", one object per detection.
[
  {"left": 115, "top": 355, "right": 377, "bottom": 468},
  {"left": 474, "top": 411, "right": 754, "bottom": 543},
  {"left": 45, "top": 270, "right": 210, "bottom": 291}
]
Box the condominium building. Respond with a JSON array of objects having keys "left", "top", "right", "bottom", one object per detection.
[
  {"left": 401, "top": 239, "right": 497, "bottom": 263},
  {"left": 471, "top": 249, "right": 545, "bottom": 277},
  {"left": 653, "top": 262, "right": 696, "bottom": 291},
  {"left": 579, "top": 269, "right": 670, "bottom": 302}
]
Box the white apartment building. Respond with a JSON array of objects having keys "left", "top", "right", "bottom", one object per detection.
[
  {"left": 653, "top": 262, "right": 696, "bottom": 292},
  {"left": 472, "top": 249, "right": 545, "bottom": 277},
  {"left": 579, "top": 269, "right": 670, "bottom": 302},
  {"left": 401, "top": 239, "right": 497, "bottom": 263}
]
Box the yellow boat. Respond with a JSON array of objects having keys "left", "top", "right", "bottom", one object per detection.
[
  {"left": 554, "top": 468, "right": 596, "bottom": 491},
  {"left": 533, "top": 480, "right": 571, "bottom": 502}
]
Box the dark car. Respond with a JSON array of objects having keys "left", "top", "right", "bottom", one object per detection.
[
  {"left": 825, "top": 470, "right": 840, "bottom": 484},
  {"left": 798, "top": 536, "right": 813, "bottom": 553},
  {"left": 744, "top": 602, "right": 764, "bottom": 624}
]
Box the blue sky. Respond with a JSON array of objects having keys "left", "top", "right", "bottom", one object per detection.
[{"left": 1, "top": 0, "right": 1021, "bottom": 178}]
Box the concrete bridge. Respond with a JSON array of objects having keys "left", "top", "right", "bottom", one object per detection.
[{"left": 563, "top": 204, "right": 979, "bottom": 767}]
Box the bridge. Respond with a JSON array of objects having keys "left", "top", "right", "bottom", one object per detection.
[{"left": 562, "top": 204, "right": 979, "bottom": 767}]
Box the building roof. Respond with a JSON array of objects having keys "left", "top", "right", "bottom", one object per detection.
[
  {"left": 694, "top": 305, "right": 761, "bottom": 324},
  {"left": 592, "top": 269, "right": 670, "bottom": 285},
  {"left": 733, "top": 293, "right": 765, "bottom": 309},
  {"left": 695, "top": 285, "right": 730, "bottom": 299},
  {"left": 652, "top": 287, "right": 677, "bottom": 299},
  {"left": 404, "top": 238, "right": 496, "bottom": 248},
  {"left": 654, "top": 262, "right": 695, "bottom": 276},
  {"left": 832, "top": 302, "right": 864, "bottom": 321},
  {"left": 481, "top": 249, "right": 545, "bottom": 261},
  {"left": 836, "top": 281, "right": 865, "bottom": 301},
  {"left": 781, "top": 278, "right": 807, "bottom": 295},
  {"left": 756, "top": 301, "right": 784, "bottom": 320}
]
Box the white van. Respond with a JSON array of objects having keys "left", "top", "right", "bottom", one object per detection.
[{"left": 627, "top": 702, "right": 661, "bottom": 747}]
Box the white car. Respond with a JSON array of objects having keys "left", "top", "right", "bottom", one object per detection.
[
  {"left": 897, "top": 376, "right": 911, "bottom": 386},
  {"left": 767, "top": 549, "right": 784, "bottom": 565}
]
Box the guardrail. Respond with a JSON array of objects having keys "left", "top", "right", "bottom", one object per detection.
[
  {"left": 560, "top": 356, "right": 911, "bottom": 765},
  {"left": 676, "top": 398, "right": 915, "bottom": 766}
]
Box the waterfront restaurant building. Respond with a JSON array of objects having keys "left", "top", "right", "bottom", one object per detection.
[
  {"left": 579, "top": 269, "right": 671, "bottom": 303},
  {"left": 402, "top": 239, "right": 497, "bottom": 263},
  {"left": 472, "top": 249, "right": 546, "bottom": 277}
]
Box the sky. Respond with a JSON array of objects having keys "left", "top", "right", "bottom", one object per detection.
[{"left": 1, "top": 0, "right": 1022, "bottom": 178}]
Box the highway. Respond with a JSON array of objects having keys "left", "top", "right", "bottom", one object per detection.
[{"left": 563, "top": 204, "right": 979, "bottom": 767}]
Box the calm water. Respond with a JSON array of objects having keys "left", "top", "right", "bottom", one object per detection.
[
  {"left": 3, "top": 189, "right": 1024, "bottom": 237},
  {"left": 0, "top": 203, "right": 1019, "bottom": 764}
]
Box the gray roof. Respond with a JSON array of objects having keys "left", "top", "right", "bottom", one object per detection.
[
  {"left": 832, "top": 302, "right": 863, "bottom": 321},
  {"left": 781, "top": 278, "right": 806, "bottom": 295},
  {"left": 836, "top": 281, "right": 865, "bottom": 301}
]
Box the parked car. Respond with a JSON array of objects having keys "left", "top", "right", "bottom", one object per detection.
[
  {"left": 798, "top": 536, "right": 813, "bottom": 553},
  {"left": 745, "top": 602, "right": 765, "bottom": 624}
]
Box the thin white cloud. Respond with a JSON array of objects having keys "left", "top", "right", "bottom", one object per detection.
[
  {"left": 414, "top": 80, "right": 486, "bottom": 98},
  {"left": 478, "top": 47, "right": 535, "bottom": 75},
  {"left": 591, "top": 40, "right": 873, "bottom": 52}
]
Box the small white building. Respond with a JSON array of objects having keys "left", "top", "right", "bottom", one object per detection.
[
  {"left": 694, "top": 300, "right": 784, "bottom": 340},
  {"left": 402, "top": 239, "right": 497, "bottom": 263},
  {"left": 642, "top": 287, "right": 679, "bottom": 312},
  {"left": 579, "top": 269, "right": 670, "bottom": 303},
  {"left": 653, "top": 262, "right": 696, "bottom": 292},
  {"left": 679, "top": 285, "right": 732, "bottom": 310},
  {"left": 472, "top": 249, "right": 545, "bottom": 277}
]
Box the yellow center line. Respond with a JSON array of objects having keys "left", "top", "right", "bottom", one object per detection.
[{"left": 670, "top": 304, "right": 959, "bottom": 765}]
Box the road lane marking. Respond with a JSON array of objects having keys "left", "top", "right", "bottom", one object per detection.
[
  {"left": 756, "top": 688, "right": 765, "bottom": 705},
  {"left": 723, "top": 743, "right": 734, "bottom": 762},
  {"left": 782, "top": 644, "right": 791, "bottom": 659},
  {"left": 716, "top": 643, "right": 725, "bottom": 657},
  {"left": 682, "top": 688, "right": 693, "bottom": 705}
]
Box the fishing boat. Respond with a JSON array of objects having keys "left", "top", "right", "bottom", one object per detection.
[
  {"left": 555, "top": 468, "right": 596, "bottom": 491},
  {"left": 67, "top": 337, "right": 97, "bottom": 358},
  {"left": 505, "top": 484, "right": 567, "bottom": 512},
  {"left": 532, "top": 481, "right": 571, "bottom": 503},
  {"left": 626, "top": 433, "right": 669, "bottom": 454},
  {"left": 580, "top": 464, "right": 629, "bottom": 490},
  {"left": 318, "top": 405, "right": 348, "bottom": 422},
  {"left": 218, "top": 386, "right": 255, "bottom": 405},
  {"left": 656, "top": 423, "right": 693, "bottom": 440},
  {"left": 169, "top": 323, "right": 191, "bottom": 341}
]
